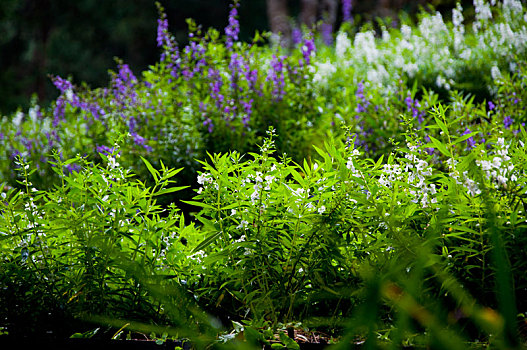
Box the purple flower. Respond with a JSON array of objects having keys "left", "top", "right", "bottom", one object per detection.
[
  {"left": 10, "top": 149, "right": 21, "bottom": 160},
  {"left": 225, "top": 2, "right": 240, "bottom": 49},
  {"left": 156, "top": 3, "right": 176, "bottom": 52},
  {"left": 203, "top": 118, "right": 214, "bottom": 133},
  {"left": 240, "top": 98, "right": 253, "bottom": 126},
  {"left": 209, "top": 68, "right": 225, "bottom": 109},
  {"left": 292, "top": 28, "right": 302, "bottom": 45},
  {"left": 462, "top": 128, "right": 476, "bottom": 150},
  {"left": 243, "top": 62, "right": 259, "bottom": 92},
  {"left": 96, "top": 145, "right": 115, "bottom": 156},
  {"left": 112, "top": 63, "right": 138, "bottom": 111},
  {"left": 504, "top": 115, "right": 513, "bottom": 129},
  {"left": 342, "top": 0, "right": 353, "bottom": 23},
  {"left": 65, "top": 163, "right": 81, "bottom": 174},
  {"left": 53, "top": 96, "right": 66, "bottom": 127},
  {"left": 488, "top": 101, "right": 495, "bottom": 111},
  {"left": 405, "top": 94, "right": 424, "bottom": 124},
  {"left": 52, "top": 76, "right": 74, "bottom": 94},
  {"left": 355, "top": 82, "right": 370, "bottom": 113},
  {"left": 157, "top": 17, "right": 169, "bottom": 48},
  {"left": 321, "top": 23, "right": 333, "bottom": 46},
  {"left": 301, "top": 35, "right": 316, "bottom": 66},
  {"left": 229, "top": 52, "right": 243, "bottom": 90},
  {"left": 267, "top": 55, "right": 286, "bottom": 101}
]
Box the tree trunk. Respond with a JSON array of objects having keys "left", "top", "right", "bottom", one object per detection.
[
  {"left": 266, "top": 0, "right": 291, "bottom": 47},
  {"left": 300, "top": 0, "right": 318, "bottom": 28},
  {"left": 320, "top": 0, "right": 338, "bottom": 28}
]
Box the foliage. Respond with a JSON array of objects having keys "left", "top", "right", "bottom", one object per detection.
[
  {"left": 0, "top": 144, "right": 207, "bottom": 339},
  {"left": 1, "top": 1, "right": 527, "bottom": 349}
]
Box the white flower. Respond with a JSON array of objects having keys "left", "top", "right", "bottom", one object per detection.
[
  {"left": 65, "top": 89, "right": 74, "bottom": 102},
  {"left": 292, "top": 188, "right": 305, "bottom": 197},
  {"left": 237, "top": 220, "right": 249, "bottom": 230},
  {"left": 313, "top": 60, "right": 337, "bottom": 85},
  {"left": 29, "top": 106, "right": 39, "bottom": 123},
  {"left": 107, "top": 156, "right": 119, "bottom": 169},
  {"left": 13, "top": 111, "right": 24, "bottom": 127},
  {"left": 336, "top": 31, "right": 351, "bottom": 57},
  {"left": 452, "top": 3, "right": 464, "bottom": 27},
  {"left": 250, "top": 189, "right": 259, "bottom": 202},
  {"left": 474, "top": 0, "right": 492, "bottom": 22},
  {"left": 197, "top": 173, "right": 212, "bottom": 185},
  {"left": 318, "top": 206, "right": 326, "bottom": 214},
  {"left": 464, "top": 176, "right": 481, "bottom": 197},
  {"left": 490, "top": 66, "right": 502, "bottom": 81}
]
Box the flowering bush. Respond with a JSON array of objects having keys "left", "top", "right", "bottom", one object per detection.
[{"left": 1, "top": 0, "right": 527, "bottom": 348}]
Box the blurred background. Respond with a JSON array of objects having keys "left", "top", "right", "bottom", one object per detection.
[{"left": 0, "top": 0, "right": 468, "bottom": 115}]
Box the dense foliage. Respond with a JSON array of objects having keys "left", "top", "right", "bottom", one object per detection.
[{"left": 1, "top": 0, "right": 527, "bottom": 348}]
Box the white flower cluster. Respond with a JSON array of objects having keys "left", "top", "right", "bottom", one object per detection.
[
  {"left": 312, "top": 60, "right": 337, "bottom": 86},
  {"left": 308, "top": 0, "right": 527, "bottom": 96},
  {"left": 245, "top": 170, "right": 276, "bottom": 204},
  {"left": 452, "top": 3, "right": 465, "bottom": 51},
  {"left": 107, "top": 155, "right": 120, "bottom": 169},
  {"left": 188, "top": 249, "right": 207, "bottom": 269},
  {"left": 378, "top": 145, "right": 437, "bottom": 208},
  {"left": 197, "top": 172, "right": 218, "bottom": 194},
  {"left": 335, "top": 31, "right": 351, "bottom": 57},
  {"left": 13, "top": 111, "right": 24, "bottom": 128},
  {"left": 447, "top": 158, "right": 482, "bottom": 197},
  {"left": 379, "top": 163, "right": 402, "bottom": 188},
  {"left": 476, "top": 137, "right": 517, "bottom": 187},
  {"left": 405, "top": 145, "right": 438, "bottom": 208},
  {"left": 354, "top": 31, "right": 379, "bottom": 65},
  {"left": 473, "top": 0, "right": 493, "bottom": 32},
  {"left": 346, "top": 148, "right": 361, "bottom": 177}
]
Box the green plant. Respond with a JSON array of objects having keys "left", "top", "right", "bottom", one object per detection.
[{"left": 0, "top": 141, "right": 197, "bottom": 337}]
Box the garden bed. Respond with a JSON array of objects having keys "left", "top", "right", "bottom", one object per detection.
[{"left": 1, "top": 1, "right": 527, "bottom": 349}]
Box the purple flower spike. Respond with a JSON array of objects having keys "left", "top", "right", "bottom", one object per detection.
[
  {"left": 96, "top": 145, "right": 115, "bottom": 156},
  {"left": 65, "top": 163, "right": 81, "bottom": 174},
  {"left": 52, "top": 76, "right": 74, "bottom": 94},
  {"left": 157, "top": 17, "right": 169, "bottom": 47},
  {"left": 462, "top": 128, "right": 476, "bottom": 150},
  {"left": 321, "top": 23, "right": 333, "bottom": 46},
  {"left": 504, "top": 115, "right": 513, "bottom": 129},
  {"left": 292, "top": 28, "right": 302, "bottom": 46},
  {"left": 225, "top": 2, "right": 240, "bottom": 49},
  {"left": 355, "top": 82, "right": 370, "bottom": 113},
  {"left": 301, "top": 35, "right": 316, "bottom": 66},
  {"left": 342, "top": 0, "right": 353, "bottom": 23},
  {"left": 267, "top": 55, "right": 286, "bottom": 101}
]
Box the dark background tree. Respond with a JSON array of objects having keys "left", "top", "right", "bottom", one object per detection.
[{"left": 0, "top": 0, "right": 465, "bottom": 115}]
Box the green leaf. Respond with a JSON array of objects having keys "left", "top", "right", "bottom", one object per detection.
[
  {"left": 140, "top": 156, "right": 159, "bottom": 182},
  {"left": 181, "top": 200, "right": 216, "bottom": 210},
  {"left": 154, "top": 186, "right": 189, "bottom": 196},
  {"left": 289, "top": 168, "right": 305, "bottom": 187},
  {"left": 279, "top": 331, "right": 299, "bottom": 350},
  {"left": 428, "top": 136, "right": 451, "bottom": 157},
  {"left": 244, "top": 326, "right": 268, "bottom": 346},
  {"left": 192, "top": 231, "right": 222, "bottom": 253}
]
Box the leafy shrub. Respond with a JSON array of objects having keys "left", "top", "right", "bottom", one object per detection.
[{"left": 0, "top": 144, "right": 202, "bottom": 337}]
